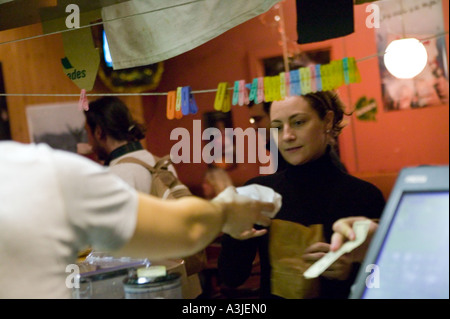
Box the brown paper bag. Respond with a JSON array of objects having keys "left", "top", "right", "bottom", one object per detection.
[{"left": 269, "top": 219, "right": 324, "bottom": 299}]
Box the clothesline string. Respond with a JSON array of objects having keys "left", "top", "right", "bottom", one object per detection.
[
  {"left": 0, "top": 0, "right": 206, "bottom": 47},
  {"left": 0, "top": 31, "right": 447, "bottom": 98}
]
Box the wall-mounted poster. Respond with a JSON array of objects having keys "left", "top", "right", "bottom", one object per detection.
[
  {"left": 26, "top": 102, "right": 88, "bottom": 153},
  {"left": 376, "top": 0, "right": 448, "bottom": 111}
]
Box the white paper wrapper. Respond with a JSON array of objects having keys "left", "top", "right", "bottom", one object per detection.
[{"left": 212, "top": 184, "right": 282, "bottom": 218}]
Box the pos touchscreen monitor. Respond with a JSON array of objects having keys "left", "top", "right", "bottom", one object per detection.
[{"left": 349, "top": 165, "right": 449, "bottom": 299}]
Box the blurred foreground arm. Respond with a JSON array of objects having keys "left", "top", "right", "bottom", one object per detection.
[{"left": 118, "top": 193, "right": 273, "bottom": 260}]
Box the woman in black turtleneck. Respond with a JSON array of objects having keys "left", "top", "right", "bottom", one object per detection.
[{"left": 218, "top": 91, "right": 385, "bottom": 299}]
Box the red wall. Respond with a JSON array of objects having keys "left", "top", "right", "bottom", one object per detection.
[{"left": 142, "top": 0, "right": 449, "bottom": 195}]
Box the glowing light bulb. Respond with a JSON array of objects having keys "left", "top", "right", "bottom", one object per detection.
[{"left": 383, "top": 38, "right": 428, "bottom": 79}]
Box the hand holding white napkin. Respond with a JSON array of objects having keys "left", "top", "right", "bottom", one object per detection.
[{"left": 212, "top": 184, "right": 282, "bottom": 218}]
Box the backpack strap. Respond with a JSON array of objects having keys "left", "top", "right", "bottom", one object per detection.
[
  {"left": 116, "top": 156, "right": 157, "bottom": 173},
  {"left": 153, "top": 155, "right": 172, "bottom": 171}
]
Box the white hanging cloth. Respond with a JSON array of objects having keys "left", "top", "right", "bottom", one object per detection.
[{"left": 102, "top": 0, "right": 281, "bottom": 70}]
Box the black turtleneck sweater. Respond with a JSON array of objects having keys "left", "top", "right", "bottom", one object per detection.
[{"left": 218, "top": 148, "right": 385, "bottom": 299}]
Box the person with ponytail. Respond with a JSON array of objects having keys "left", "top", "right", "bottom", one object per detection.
[{"left": 84, "top": 96, "right": 177, "bottom": 194}]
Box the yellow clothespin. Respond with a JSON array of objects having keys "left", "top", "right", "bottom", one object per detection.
[
  {"left": 300, "top": 67, "right": 312, "bottom": 94},
  {"left": 272, "top": 75, "right": 281, "bottom": 101},
  {"left": 222, "top": 87, "right": 231, "bottom": 112},
  {"left": 264, "top": 76, "right": 272, "bottom": 102},
  {"left": 349, "top": 57, "right": 361, "bottom": 83},
  {"left": 214, "top": 82, "right": 228, "bottom": 111}
]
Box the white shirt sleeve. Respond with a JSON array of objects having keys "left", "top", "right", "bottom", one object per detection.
[{"left": 52, "top": 150, "right": 139, "bottom": 251}]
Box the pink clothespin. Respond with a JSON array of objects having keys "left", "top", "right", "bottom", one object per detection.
[
  {"left": 309, "top": 65, "right": 317, "bottom": 92},
  {"left": 256, "top": 77, "right": 264, "bottom": 104},
  {"left": 78, "top": 89, "right": 89, "bottom": 111},
  {"left": 285, "top": 71, "right": 291, "bottom": 97},
  {"left": 238, "top": 80, "right": 248, "bottom": 106}
]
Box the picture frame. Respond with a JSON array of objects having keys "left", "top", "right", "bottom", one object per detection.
[{"left": 26, "top": 102, "right": 88, "bottom": 153}]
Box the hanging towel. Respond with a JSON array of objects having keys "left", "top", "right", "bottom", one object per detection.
[
  {"left": 102, "top": 0, "right": 281, "bottom": 70},
  {"left": 296, "top": 0, "right": 354, "bottom": 44}
]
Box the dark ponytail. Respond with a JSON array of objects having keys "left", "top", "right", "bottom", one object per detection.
[{"left": 84, "top": 97, "right": 146, "bottom": 142}]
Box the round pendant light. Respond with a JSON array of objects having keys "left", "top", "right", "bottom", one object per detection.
[{"left": 383, "top": 38, "right": 428, "bottom": 79}]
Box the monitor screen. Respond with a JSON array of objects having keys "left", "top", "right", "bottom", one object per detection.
[
  {"left": 362, "top": 191, "right": 449, "bottom": 299},
  {"left": 102, "top": 30, "right": 113, "bottom": 68}
]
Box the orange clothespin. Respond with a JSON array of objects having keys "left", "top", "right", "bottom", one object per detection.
[{"left": 166, "top": 90, "right": 176, "bottom": 120}]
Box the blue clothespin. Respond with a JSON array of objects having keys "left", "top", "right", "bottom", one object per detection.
[
  {"left": 249, "top": 78, "right": 258, "bottom": 102},
  {"left": 343, "top": 57, "right": 350, "bottom": 85},
  {"left": 189, "top": 88, "right": 198, "bottom": 115},
  {"left": 232, "top": 81, "right": 240, "bottom": 106},
  {"left": 181, "top": 86, "right": 191, "bottom": 116},
  {"left": 289, "top": 70, "right": 300, "bottom": 96},
  {"left": 315, "top": 64, "right": 322, "bottom": 92},
  {"left": 181, "top": 86, "right": 198, "bottom": 115}
]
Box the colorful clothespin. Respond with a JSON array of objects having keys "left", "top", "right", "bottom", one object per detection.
[
  {"left": 309, "top": 65, "right": 317, "bottom": 92},
  {"left": 214, "top": 82, "right": 228, "bottom": 111},
  {"left": 315, "top": 64, "right": 322, "bottom": 92},
  {"left": 78, "top": 89, "right": 89, "bottom": 111},
  {"left": 272, "top": 75, "right": 281, "bottom": 101},
  {"left": 284, "top": 71, "right": 291, "bottom": 97},
  {"left": 324, "top": 62, "right": 334, "bottom": 90},
  {"left": 348, "top": 57, "right": 361, "bottom": 83},
  {"left": 181, "top": 86, "right": 189, "bottom": 115},
  {"left": 302, "top": 67, "right": 312, "bottom": 94},
  {"left": 289, "top": 70, "right": 300, "bottom": 96},
  {"left": 256, "top": 77, "right": 265, "bottom": 103},
  {"left": 166, "top": 90, "right": 176, "bottom": 120},
  {"left": 320, "top": 64, "right": 329, "bottom": 92},
  {"left": 238, "top": 80, "right": 249, "bottom": 106},
  {"left": 279, "top": 72, "right": 286, "bottom": 99},
  {"left": 188, "top": 88, "right": 198, "bottom": 115},
  {"left": 249, "top": 78, "right": 258, "bottom": 103},
  {"left": 232, "top": 80, "right": 240, "bottom": 106},
  {"left": 175, "top": 86, "right": 183, "bottom": 119},
  {"left": 222, "top": 87, "right": 231, "bottom": 112},
  {"left": 263, "top": 76, "right": 272, "bottom": 102},
  {"left": 343, "top": 57, "right": 350, "bottom": 85},
  {"left": 331, "top": 59, "right": 344, "bottom": 89}
]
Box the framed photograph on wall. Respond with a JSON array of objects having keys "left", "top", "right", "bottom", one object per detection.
[
  {"left": 26, "top": 102, "right": 88, "bottom": 153},
  {"left": 0, "top": 62, "right": 11, "bottom": 140},
  {"left": 202, "top": 110, "right": 237, "bottom": 170},
  {"left": 375, "top": 0, "right": 449, "bottom": 111}
]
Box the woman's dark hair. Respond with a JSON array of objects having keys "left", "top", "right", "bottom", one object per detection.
[
  {"left": 302, "top": 90, "right": 350, "bottom": 141},
  {"left": 84, "top": 97, "right": 146, "bottom": 141}
]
